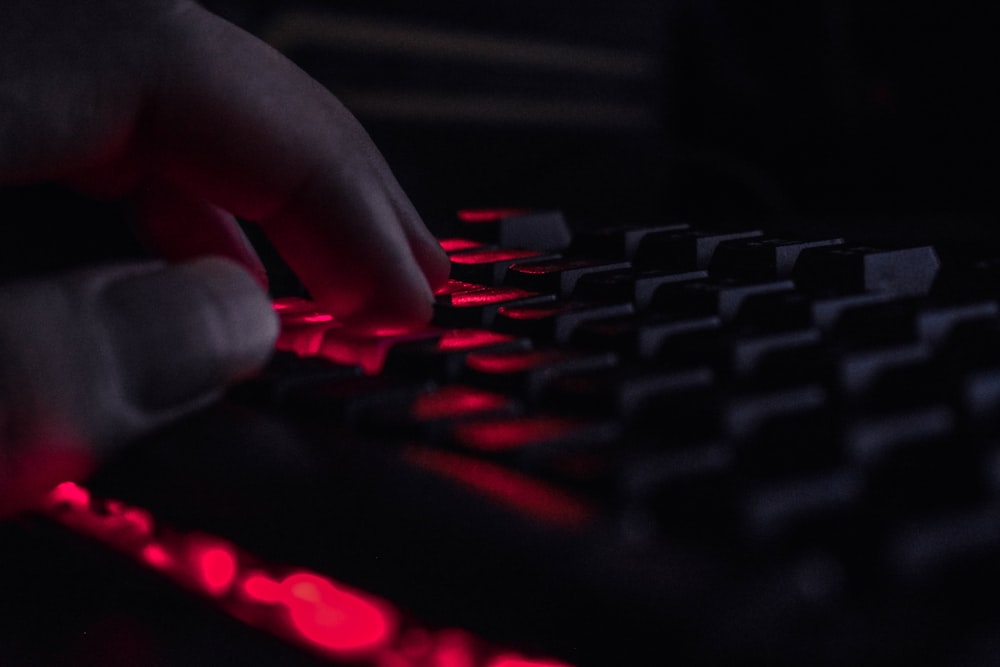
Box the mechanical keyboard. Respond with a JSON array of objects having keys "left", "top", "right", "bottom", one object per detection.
[{"left": 27, "top": 209, "right": 1000, "bottom": 666}]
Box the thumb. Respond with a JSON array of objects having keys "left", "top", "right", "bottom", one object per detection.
[{"left": 0, "top": 257, "right": 278, "bottom": 514}]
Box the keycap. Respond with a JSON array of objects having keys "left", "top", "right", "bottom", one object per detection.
[
  {"left": 633, "top": 228, "right": 764, "bottom": 272},
  {"left": 709, "top": 236, "right": 844, "bottom": 280},
  {"left": 569, "top": 223, "right": 689, "bottom": 260},
  {"left": 493, "top": 300, "right": 634, "bottom": 344},
  {"left": 573, "top": 268, "right": 707, "bottom": 310},
  {"left": 317, "top": 326, "right": 443, "bottom": 375},
  {"left": 650, "top": 278, "right": 795, "bottom": 322},
  {"left": 572, "top": 314, "right": 721, "bottom": 360},
  {"left": 737, "top": 290, "right": 896, "bottom": 333},
  {"left": 505, "top": 257, "right": 631, "bottom": 296},
  {"left": 463, "top": 348, "right": 618, "bottom": 400},
  {"left": 433, "top": 286, "right": 556, "bottom": 328},
  {"left": 230, "top": 352, "right": 363, "bottom": 406},
  {"left": 449, "top": 247, "right": 559, "bottom": 285},
  {"left": 456, "top": 209, "right": 572, "bottom": 250},
  {"left": 843, "top": 404, "right": 955, "bottom": 466},
  {"left": 449, "top": 414, "right": 623, "bottom": 462},
  {"left": 793, "top": 244, "right": 941, "bottom": 296},
  {"left": 383, "top": 329, "right": 532, "bottom": 381},
  {"left": 356, "top": 384, "right": 521, "bottom": 438},
  {"left": 833, "top": 298, "right": 998, "bottom": 348}
]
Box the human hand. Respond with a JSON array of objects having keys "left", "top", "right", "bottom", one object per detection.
[{"left": 0, "top": 0, "right": 449, "bottom": 512}]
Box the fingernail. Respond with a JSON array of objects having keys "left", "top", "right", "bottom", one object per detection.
[{"left": 100, "top": 257, "right": 278, "bottom": 411}]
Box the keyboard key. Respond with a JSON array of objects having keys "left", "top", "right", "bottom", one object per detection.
[
  {"left": 793, "top": 244, "right": 941, "bottom": 296},
  {"left": 317, "top": 326, "right": 443, "bottom": 375},
  {"left": 572, "top": 314, "right": 721, "bottom": 360},
  {"left": 450, "top": 415, "right": 622, "bottom": 461},
  {"left": 384, "top": 329, "right": 532, "bottom": 381},
  {"left": 505, "top": 257, "right": 631, "bottom": 296},
  {"left": 231, "top": 352, "right": 363, "bottom": 406},
  {"left": 433, "top": 286, "right": 555, "bottom": 328},
  {"left": 650, "top": 278, "right": 795, "bottom": 322},
  {"left": 356, "top": 384, "right": 521, "bottom": 438},
  {"left": 449, "top": 247, "right": 559, "bottom": 285},
  {"left": 456, "top": 209, "right": 572, "bottom": 250},
  {"left": 709, "top": 236, "right": 844, "bottom": 280},
  {"left": 633, "top": 228, "right": 764, "bottom": 272},
  {"left": 569, "top": 223, "right": 689, "bottom": 260},
  {"left": 463, "top": 348, "right": 618, "bottom": 400},
  {"left": 493, "top": 300, "right": 634, "bottom": 344},
  {"left": 573, "top": 268, "right": 707, "bottom": 310}
]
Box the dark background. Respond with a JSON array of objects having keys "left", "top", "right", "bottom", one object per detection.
[{"left": 203, "top": 1, "right": 999, "bottom": 240}]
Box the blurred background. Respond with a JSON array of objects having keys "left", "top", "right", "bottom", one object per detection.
[{"left": 203, "top": 1, "right": 998, "bottom": 239}]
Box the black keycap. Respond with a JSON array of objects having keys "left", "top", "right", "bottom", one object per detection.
[
  {"left": 383, "top": 329, "right": 532, "bottom": 381},
  {"left": 433, "top": 286, "right": 556, "bottom": 328},
  {"left": 450, "top": 247, "right": 560, "bottom": 285},
  {"left": 572, "top": 314, "right": 721, "bottom": 360},
  {"left": 710, "top": 236, "right": 845, "bottom": 280},
  {"left": 793, "top": 244, "right": 941, "bottom": 296},
  {"left": 456, "top": 209, "right": 573, "bottom": 250},
  {"left": 493, "top": 300, "right": 634, "bottom": 344},
  {"left": 634, "top": 228, "right": 764, "bottom": 272},
  {"left": 650, "top": 278, "right": 795, "bottom": 322},
  {"left": 463, "top": 348, "right": 619, "bottom": 400},
  {"left": 230, "top": 352, "right": 363, "bottom": 406},
  {"left": 573, "top": 268, "right": 707, "bottom": 310},
  {"left": 570, "top": 223, "right": 689, "bottom": 260},
  {"left": 505, "top": 257, "right": 631, "bottom": 296}
]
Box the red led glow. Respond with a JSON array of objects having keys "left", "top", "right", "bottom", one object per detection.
[
  {"left": 496, "top": 305, "right": 564, "bottom": 320},
  {"left": 436, "top": 329, "right": 517, "bottom": 352},
  {"left": 141, "top": 543, "right": 172, "bottom": 569},
  {"left": 448, "top": 287, "right": 539, "bottom": 307},
  {"left": 194, "top": 543, "right": 238, "bottom": 595},
  {"left": 242, "top": 572, "right": 282, "bottom": 603},
  {"left": 410, "top": 386, "right": 511, "bottom": 421},
  {"left": 457, "top": 209, "right": 530, "bottom": 223},
  {"left": 404, "top": 447, "right": 593, "bottom": 528},
  {"left": 440, "top": 238, "right": 485, "bottom": 253},
  {"left": 465, "top": 350, "right": 571, "bottom": 374},
  {"left": 48, "top": 481, "right": 90, "bottom": 509},
  {"left": 451, "top": 416, "right": 583, "bottom": 452},
  {"left": 435, "top": 279, "right": 484, "bottom": 296},
  {"left": 281, "top": 572, "right": 394, "bottom": 654},
  {"left": 489, "top": 656, "right": 573, "bottom": 667},
  {"left": 272, "top": 297, "right": 315, "bottom": 313},
  {"left": 319, "top": 326, "right": 441, "bottom": 375},
  {"left": 450, "top": 249, "right": 544, "bottom": 265}
]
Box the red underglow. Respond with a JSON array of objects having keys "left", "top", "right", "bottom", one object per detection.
[
  {"left": 403, "top": 447, "right": 593, "bottom": 528},
  {"left": 457, "top": 209, "right": 530, "bottom": 223},
  {"left": 451, "top": 416, "right": 583, "bottom": 452},
  {"left": 242, "top": 572, "right": 283, "bottom": 603},
  {"left": 141, "top": 543, "right": 172, "bottom": 569},
  {"left": 448, "top": 287, "right": 539, "bottom": 307},
  {"left": 280, "top": 572, "right": 394, "bottom": 654},
  {"left": 440, "top": 238, "right": 484, "bottom": 253},
  {"left": 48, "top": 481, "right": 90, "bottom": 509},
  {"left": 497, "top": 304, "right": 564, "bottom": 320},
  {"left": 436, "top": 329, "right": 517, "bottom": 351},
  {"left": 193, "top": 542, "right": 238, "bottom": 595},
  {"left": 450, "top": 248, "right": 544, "bottom": 265},
  {"left": 431, "top": 629, "right": 478, "bottom": 667},
  {"left": 411, "top": 386, "right": 511, "bottom": 421},
  {"left": 489, "top": 656, "right": 573, "bottom": 667},
  {"left": 435, "top": 279, "right": 484, "bottom": 296},
  {"left": 272, "top": 297, "right": 315, "bottom": 313},
  {"left": 319, "top": 327, "right": 441, "bottom": 375},
  {"left": 465, "top": 350, "right": 571, "bottom": 374},
  {"left": 509, "top": 258, "right": 601, "bottom": 275}
]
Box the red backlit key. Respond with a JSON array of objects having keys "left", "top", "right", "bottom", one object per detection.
[
  {"left": 384, "top": 329, "right": 533, "bottom": 381},
  {"left": 317, "top": 326, "right": 443, "bottom": 375},
  {"left": 439, "top": 237, "right": 486, "bottom": 253},
  {"left": 434, "top": 286, "right": 556, "bottom": 328},
  {"left": 450, "top": 247, "right": 559, "bottom": 285},
  {"left": 274, "top": 303, "right": 340, "bottom": 356},
  {"left": 356, "top": 384, "right": 521, "bottom": 438},
  {"left": 463, "top": 348, "right": 618, "bottom": 400},
  {"left": 505, "top": 257, "right": 631, "bottom": 296},
  {"left": 457, "top": 209, "right": 572, "bottom": 251},
  {"left": 493, "top": 300, "right": 634, "bottom": 344},
  {"left": 449, "top": 414, "right": 623, "bottom": 465}
]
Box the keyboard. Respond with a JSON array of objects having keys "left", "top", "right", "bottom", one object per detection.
[{"left": 28, "top": 209, "right": 1000, "bottom": 666}]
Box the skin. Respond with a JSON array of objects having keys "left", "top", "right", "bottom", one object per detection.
[{"left": 0, "top": 0, "right": 450, "bottom": 512}]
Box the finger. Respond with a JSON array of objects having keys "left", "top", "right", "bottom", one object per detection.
[
  {"left": 135, "top": 179, "right": 269, "bottom": 290},
  {"left": 144, "top": 6, "right": 449, "bottom": 326},
  {"left": 0, "top": 257, "right": 277, "bottom": 514}
]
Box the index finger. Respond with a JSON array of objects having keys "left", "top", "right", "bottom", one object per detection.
[{"left": 144, "top": 4, "right": 449, "bottom": 327}]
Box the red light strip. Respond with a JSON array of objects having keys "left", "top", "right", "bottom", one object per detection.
[{"left": 41, "top": 482, "right": 573, "bottom": 667}]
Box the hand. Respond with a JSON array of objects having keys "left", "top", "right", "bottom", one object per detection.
[{"left": 0, "top": 0, "right": 449, "bottom": 512}]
